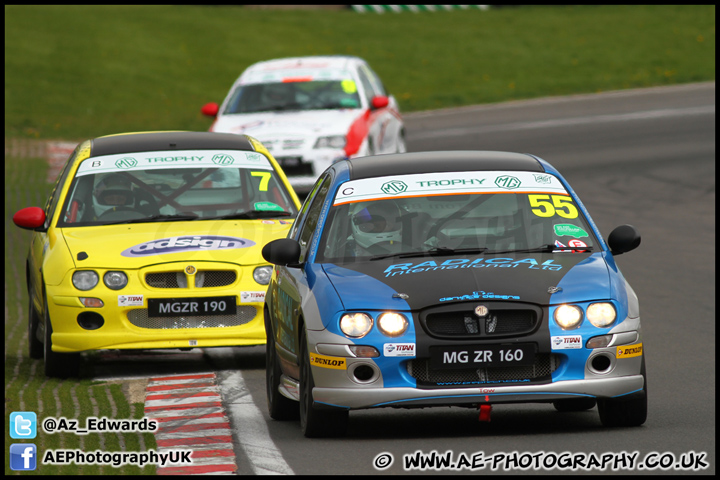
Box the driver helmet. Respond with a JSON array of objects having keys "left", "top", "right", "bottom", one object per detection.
[
  {"left": 93, "top": 173, "right": 135, "bottom": 216},
  {"left": 351, "top": 200, "right": 402, "bottom": 254}
]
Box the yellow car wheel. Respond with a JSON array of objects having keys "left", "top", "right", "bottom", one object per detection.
[{"left": 28, "top": 297, "right": 43, "bottom": 359}]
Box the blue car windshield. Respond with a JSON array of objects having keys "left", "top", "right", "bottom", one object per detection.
[{"left": 316, "top": 172, "right": 598, "bottom": 264}]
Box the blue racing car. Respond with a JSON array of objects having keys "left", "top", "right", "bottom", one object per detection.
[{"left": 262, "top": 151, "right": 646, "bottom": 437}]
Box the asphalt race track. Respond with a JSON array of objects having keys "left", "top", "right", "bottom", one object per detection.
[{"left": 92, "top": 82, "right": 715, "bottom": 475}]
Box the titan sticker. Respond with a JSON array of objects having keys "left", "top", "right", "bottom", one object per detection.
[
  {"left": 240, "top": 291, "right": 265, "bottom": 303},
  {"left": 383, "top": 343, "right": 416, "bottom": 357},
  {"left": 551, "top": 335, "right": 582, "bottom": 350},
  {"left": 118, "top": 295, "right": 143, "bottom": 307}
]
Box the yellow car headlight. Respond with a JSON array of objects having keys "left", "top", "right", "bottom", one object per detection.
[
  {"left": 340, "top": 313, "right": 373, "bottom": 338},
  {"left": 554, "top": 305, "right": 583, "bottom": 329},
  {"left": 587, "top": 302, "right": 617, "bottom": 328},
  {"left": 253, "top": 266, "right": 273, "bottom": 285},
  {"left": 103, "top": 271, "right": 128, "bottom": 290},
  {"left": 72, "top": 271, "right": 99, "bottom": 291}
]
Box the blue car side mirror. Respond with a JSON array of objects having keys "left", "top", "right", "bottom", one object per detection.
[
  {"left": 608, "top": 224, "right": 641, "bottom": 255},
  {"left": 262, "top": 238, "right": 302, "bottom": 267}
]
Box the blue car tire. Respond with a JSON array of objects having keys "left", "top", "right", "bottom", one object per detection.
[
  {"left": 265, "top": 308, "right": 299, "bottom": 421},
  {"left": 299, "top": 328, "right": 349, "bottom": 437}
]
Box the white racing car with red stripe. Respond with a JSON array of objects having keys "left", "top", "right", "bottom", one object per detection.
[{"left": 201, "top": 56, "right": 406, "bottom": 194}]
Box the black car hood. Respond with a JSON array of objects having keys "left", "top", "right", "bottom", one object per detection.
[{"left": 322, "top": 253, "right": 610, "bottom": 311}]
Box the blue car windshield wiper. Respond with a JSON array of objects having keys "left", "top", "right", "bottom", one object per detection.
[
  {"left": 370, "top": 246, "right": 487, "bottom": 261},
  {"left": 485, "top": 244, "right": 593, "bottom": 254}
]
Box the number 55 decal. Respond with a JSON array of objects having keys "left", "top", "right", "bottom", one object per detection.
[{"left": 528, "top": 194, "right": 579, "bottom": 218}]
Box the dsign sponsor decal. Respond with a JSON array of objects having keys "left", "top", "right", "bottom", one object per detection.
[{"left": 121, "top": 235, "right": 255, "bottom": 257}]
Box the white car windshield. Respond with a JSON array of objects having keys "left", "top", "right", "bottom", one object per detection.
[
  {"left": 58, "top": 149, "right": 297, "bottom": 227},
  {"left": 224, "top": 80, "right": 361, "bottom": 114}
]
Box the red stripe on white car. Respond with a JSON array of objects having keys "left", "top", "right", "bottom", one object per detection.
[
  {"left": 345, "top": 106, "right": 396, "bottom": 157},
  {"left": 344, "top": 109, "right": 371, "bottom": 156},
  {"left": 282, "top": 76, "right": 313, "bottom": 82}
]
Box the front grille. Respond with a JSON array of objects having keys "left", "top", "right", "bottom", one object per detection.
[
  {"left": 127, "top": 306, "right": 257, "bottom": 329},
  {"left": 422, "top": 303, "right": 540, "bottom": 338},
  {"left": 197, "top": 271, "right": 236, "bottom": 288},
  {"left": 145, "top": 271, "right": 237, "bottom": 289},
  {"left": 146, "top": 272, "right": 180, "bottom": 288},
  {"left": 407, "top": 354, "right": 559, "bottom": 385}
]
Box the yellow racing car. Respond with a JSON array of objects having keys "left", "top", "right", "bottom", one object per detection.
[{"left": 13, "top": 131, "right": 301, "bottom": 377}]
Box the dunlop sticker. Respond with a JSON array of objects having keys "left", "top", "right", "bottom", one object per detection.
[
  {"left": 616, "top": 343, "right": 643, "bottom": 358},
  {"left": 309, "top": 352, "right": 347, "bottom": 370}
]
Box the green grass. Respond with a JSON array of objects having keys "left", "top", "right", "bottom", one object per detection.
[
  {"left": 4, "top": 5, "right": 714, "bottom": 140},
  {"left": 4, "top": 156, "right": 156, "bottom": 475}
]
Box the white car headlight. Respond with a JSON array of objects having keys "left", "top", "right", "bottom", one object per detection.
[
  {"left": 340, "top": 313, "right": 373, "bottom": 338},
  {"left": 253, "top": 266, "right": 273, "bottom": 285},
  {"left": 314, "top": 135, "right": 346, "bottom": 149},
  {"left": 586, "top": 302, "right": 617, "bottom": 328},
  {"left": 554, "top": 305, "right": 583, "bottom": 329},
  {"left": 377, "top": 312, "right": 408, "bottom": 337},
  {"left": 103, "top": 271, "right": 128, "bottom": 290},
  {"left": 72, "top": 271, "right": 99, "bottom": 291}
]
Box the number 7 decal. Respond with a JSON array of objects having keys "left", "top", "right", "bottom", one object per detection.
[{"left": 251, "top": 171, "right": 271, "bottom": 191}]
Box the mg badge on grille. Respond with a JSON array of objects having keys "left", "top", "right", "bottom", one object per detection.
[
  {"left": 474, "top": 305, "right": 489, "bottom": 317},
  {"left": 185, "top": 265, "right": 196, "bottom": 275}
]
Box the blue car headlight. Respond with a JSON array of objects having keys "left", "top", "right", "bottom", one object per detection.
[
  {"left": 554, "top": 305, "right": 583, "bottom": 330},
  {"left": 586, "top": 302, "right": 617, "bottom": 328},
  {"left": 377, "top": 312, "right": 408, "bottom": 337},
  {"left": 340, "top": 313, "right": 373, "bottom": 338}
]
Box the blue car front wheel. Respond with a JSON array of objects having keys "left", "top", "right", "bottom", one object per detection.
[
  {"left": 299, "top": 328, "right": 348, "bottom": 438},
  {"left": 597, "top": 357, "right": 648, "bottom": 427}
]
